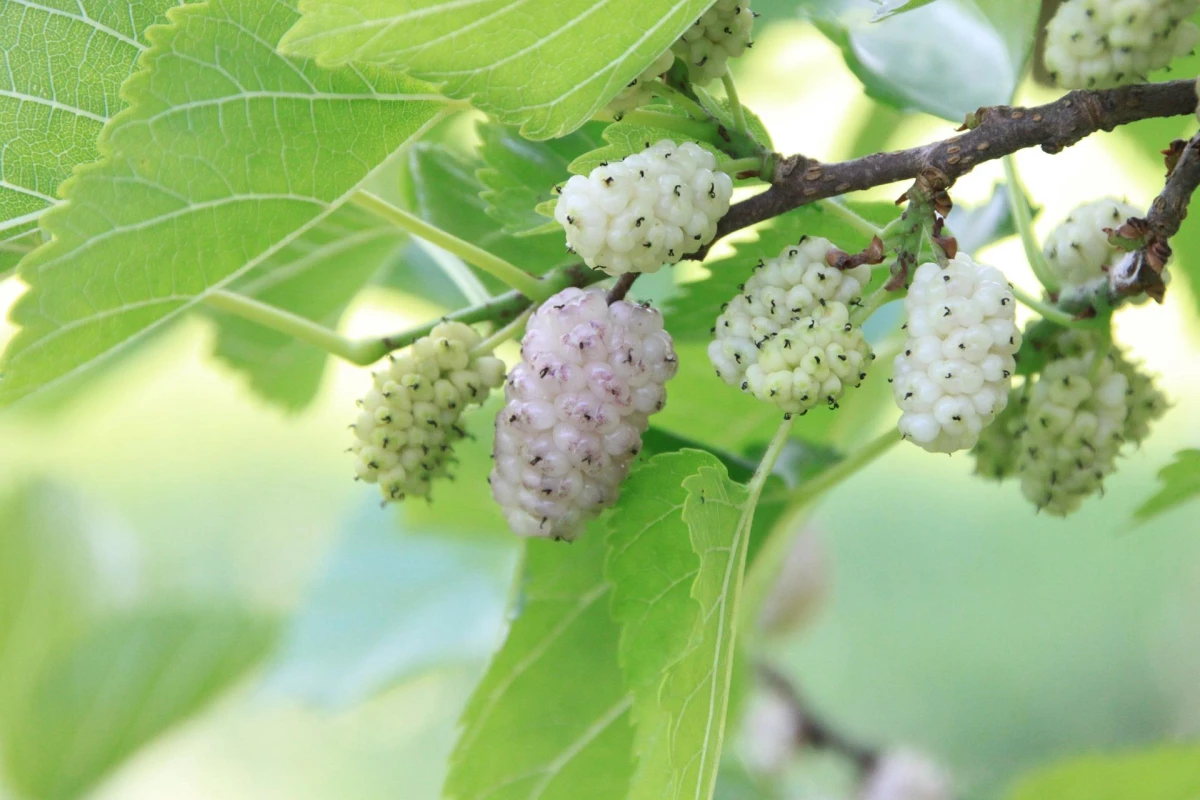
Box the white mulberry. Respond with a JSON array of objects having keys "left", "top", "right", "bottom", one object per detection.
[
  {"left": 351, "top": 323, "right": 505, "bottom": 502},
  {"left": 490, "top": 288, "right": 677, "bottom": 541},
  {"left": 893, "top": 254, "right": 1021, "bottom": 454},
  {"left": 1115, "top": 353, "right": 1169, "bottom": 444},
  {"left": 1043, "top": 198, "right": 1142, "bottom": 287},
  {"left": 861, "top": 749, "right": 954, "bottom": 800},
  {"left": 674, "top": 0, "right": 755, "bottom": 83},
  {"left": 1044, "top": 0, "right": 1200, "bottom": 89},
  {"left": 708, "top": 237, "right": 874, "bottom": 415},
  {"left": 608, "top": 50, "right": 676, "bottom": 113},
  {"left": 1015, "top": 351, "right": 1128, "bottom": 515},
  {"left": 555, "top": 140, "right": 732, "bottom": 276},
  {"left": 970, "top": 387, "right": 1027, "bottom": 480}
]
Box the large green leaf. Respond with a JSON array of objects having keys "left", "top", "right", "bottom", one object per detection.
[
  {"left": 0, "top": 0, "right": 446, "bottom": 406},
  {"left": 477, "top": 121, "right": 607, "bottom": 236},
  {"left": 807, "top": 0, "right": 1039, "bottom": 121},
  {"left": 0, "top": 0, "right": 181, "bottom": 258},
  {"left": 263, "top": 498, "right": 516, "bottom": 707},
  {"left": 1133, "top": 450, "right": 1200, "bottom": 525},
  {"left": 2, "top": 609, "right": 275, "bottom": 800},
  {"left": 607, "top": 449, "right": 776, "bottom": 799},
  {"left": 1006, "top": 746, "right": 1200, "bottom": 800},
  {"left": 664, "top": 201, "right": 898, "bottom": 342},
  {"left": 278, "top": 0, "right": 715, "bottom": 139},
  {"left": 445, "top": 531, "right": 634, "bottom": 800},
  {"left": 0, "top": 483, "right": 102, "bottom": 729},
  {"left": 211, "top": 203, "right": 406, "bottom": 410}
]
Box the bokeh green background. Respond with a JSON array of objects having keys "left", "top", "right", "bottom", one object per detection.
[{"left": 2, "top": 5, "right": 1199, "bottom": 800}]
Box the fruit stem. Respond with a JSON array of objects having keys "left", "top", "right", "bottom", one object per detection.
[
  {"left": 719, "top": 156, "right": 765, "bottom": 175},
  {"left": 648, "top": 80, "right": 709, "bottom": 120},
  {"left": 203, "top": 290, "right": 377, "bottom": 365},
  {"left": 350, "top": 191, "right": 545, "bottom": 300},
  {"left": 1003, "top": 156, "right": 1061, "bottom": 295},
  {"left": 741, "top": 427, "right": 900, "bottom": 640},
  {"left": 721, "top": 71, "right": 748, "bottom": 136},
  {"left": 472, "top": 307, "right": 534, "bottom": 356},
  {"left": 850, "top": 284, "right": 896, "bottom": 326},
  {"left": 818, "top": 199, "right": 883, "bottom": 238},
  {"left": 1009, "top": 284, "right": 1091, "bottom": 328}
]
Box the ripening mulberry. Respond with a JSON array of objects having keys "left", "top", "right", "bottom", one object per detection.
[
  {"left": 351, "top": 323, "right": 505, "bottom": 502},
  {"left": 608, "top": 50, "right": 676, "bottom": 113},
  {"left": 490, "top": 288, "right": 677, "bottom": 541},
  {"left": 708, "top": 237, "right": 874, "bottom": 415},
  {"left": 893, "top": 254, "right": 1021, "bottom": 454},
  {"left": 1044, "top": 0, "right": 1200, "bottom": 89},
  {"left": 1114, "top": 352, "right": 1169, "bottom": 444},
  {"left": 674, "top": 0, "right": 755, "bottom": 83},
  {"left": 554, "top": 140, "right": 733, "bottom": 276},
  {"left": 1043, "top": 198, "right": 1142, "bottom": 288},
  {"left": 1014, "top": 351, "right": 1129, "bottom": 515},
  {"left": 970, "top": 387, "right": 1027, "bottom": 481}
]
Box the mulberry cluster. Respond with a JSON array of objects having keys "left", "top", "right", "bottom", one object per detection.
[
  {"left": 608, "top": 50, "right": 676, "bottom": 113},
  {"left": 554, "top": 140, "right": 733, "bottom": 276},
  {"left": 892, "top": 254, "right": 1021, "bottom": 454},
  {"left": 1042, "top": 198, "right": 1141, "bottom": 288},
  {"left": 707, "top": 237, "right": 875, "bottom": 415},
  {"left": 1044, "top": 0, "right": 1200, "bottom": 89},
  {"left": 351, "top": 323, "right": 505, "bottom": 502},
  {"left": 490, "top": 288, "right": 677, "bottom": 541},
  {"left": 673, "top": 0, "right": 755, "bottom": 83}
]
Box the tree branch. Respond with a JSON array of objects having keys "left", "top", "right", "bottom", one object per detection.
[{"left": 708, "top": 79, "right": 1198, "bottom": 248}]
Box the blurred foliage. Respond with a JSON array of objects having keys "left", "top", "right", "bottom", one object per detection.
[
  {"left": 1134, "top": 450, "right": 1200, "bottom": 526},
  {"left": 1005, "top": 745, "right": 1200, "bottom": 800}
]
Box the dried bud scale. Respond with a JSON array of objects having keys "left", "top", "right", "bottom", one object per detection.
[{"left": 490, "top": 288, "right": 677, "bottom": 541}]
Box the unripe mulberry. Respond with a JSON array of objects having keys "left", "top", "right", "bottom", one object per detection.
[
  {"left": 490, "top": 288, "right": 677, "bottom": 541},
  {"left": 351, "top": 323, "right": 505, "bottom": 502},
  {"left": 1113, "top": 352, "right": 1169, "bottom": 445},
  {"left": 970, "top": 387, "right": 1028, "bottom": 480},
  {"left": 893, "top": 254, "right": 1021, "bottom": 454},
  {"left": 1044, "top": 0, "right": 1200, "bottom": 89},
  {"left": 708, "top": 237, "right": 874, "bottom": 414},
  {"left": 1043, "top": 198, "right": 1141, "bottom": 288},
  {"left": 1015, "top": 351, "right": 1128, "bottom": 515},
  {"left": 608, "top": 50, "right": 676, "bottom": 113},
  {"left": 555, "top": 140, "right": 732, "bottom": 276},
  {"left": 674, "top": 0, "right": 755, "bottom": 83}
]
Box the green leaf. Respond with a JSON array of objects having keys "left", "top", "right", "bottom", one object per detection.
[
  {"left": 869, "top": 0, "right": 939, "bottom": 20},
  {"left": 211, "top": 203, "right": 406, "bottom": 410},
  {"left": 445, "top": 531, "right": 634, "bottom": 800},
  {"left": 477, "top": 121, "right": 608, "bottom": 236},
  {"left": 664, "top": 201, "right": 897, "bottom": 342},
  {"left": 607, "top": 450, "right": 772, "bottom": 799},
  {"left": 0, "top": 0, "right": 447, "bottom": 406},
  {"left": 3, "top": 608, "right": 275, "bottom": 800},
  {"left": 408, "top": 143, "right": 574, "bottom": 282},
  {"left": 0, "top": 0, "right": 181, "bottom": 256},
  {"left": 263, "top": 497, "right": 516, "bottom": 707},
  {"left": 567, "top": 106, "right": 727, "bottom": 177},
  {"left": 1005, "top": 746, "right": 1200, "bottom": 800},
  {"left": 0, "top": 483, "right": 101, "bottom": 729},
  {"left": 278, "top": 0, "right": 716, "bottom": 139},
  {"left": 945, "top": 183, "right": 1021, "bottom": 255},
  {"left": 1132, "top": 450, "right": 1200, "bottom": 525},
  {"left": 808, "top": 0, "right": 1039, "bottom": 120}
]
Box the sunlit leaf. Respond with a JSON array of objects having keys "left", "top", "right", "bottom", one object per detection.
[
  {"left": 1006, "top": 745, "right": 1200, "bottom": 800},
  {"left": 445, "top": 531, "right": 634, "bottom": 800},
  {"left": 870, "top": 0, "right": 939, "bottom": 21},
  {"left": 0, "top": 0, "right": 446, "bottom": 406},
  {"left": 263, "top": 498, "right": 516, "bottom": 707},
  {"left": 1132, "top": 450, "right": 1200, "bottom": 525},
  {"left": 3, "top": 609, "right": 275, "bottom": 800},
  {"left": 0, "top": 0, "right": 182, "bottom": 260},
  {"left": 279, "top": 0, "right": 717, "bottom": 139}
]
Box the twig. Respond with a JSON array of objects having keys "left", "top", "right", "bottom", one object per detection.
[
  {"left": 701, "top": 79, "right": 1198, "bottom": 254},
  {"left": 607, "top": 272, "right": 639, "bottom": 303},
  {"left": 756, "top": 663, "right": 879, "bottom": 773}
]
